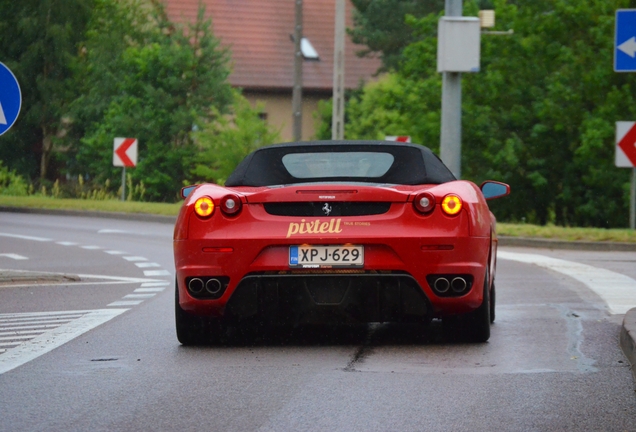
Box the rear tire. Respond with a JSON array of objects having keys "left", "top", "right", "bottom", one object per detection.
[
  {"left": 464, "top": 269, "right": 491, "bottom": 342},
  {"left": 175, "top": 279, "right": 225, "bottom": 345},
  {"left": 489, "top": 281, "right": 496, "bottom": 324}
]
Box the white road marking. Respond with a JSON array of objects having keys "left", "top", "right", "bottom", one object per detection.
[
  {"left": 98, "top": 229, "right": 129, "bottom": 234},
  {"left": 123, "top": 293, "right": 155, "bottom": 299},
  {"left": 134, "top": 287, "right": 166, "bottom": 293},
  {"left": 81, "top": 245, "right": 101, "bottom": 250},
  {"left": 144, "top": 269, "right": 171, "bottom": 276},
  {"left": 0, "top": 309, "right": 127, "bottom": 375},
  {"left": 135, "top": 262, "right": 160, "bottom": 268},
  {"left": 0, "top": 233, "right": 51, "bottom": 242},
  {"left": 141, "top": 281, "right": 170, "bottom": 287},
  {"left": 0, "top": 335, "right": 36, "bottom": 342},
  {"left": 0, "top": 253, "right": 28, "bottom": 260},
  {"left": 498, "top": 251, "right": 636, "bottom": 315},
  {"left": 123, "top": 256, "right": 148, "bottom": 262},
  {"left": 104, "top": 250, "right": 127, "bottom": 255},
  {"left": 107, "top": 300, "right": 143, "bottom": 307},
  {"left": 56, "top": 241, "right": 77, "bottom": 246}
]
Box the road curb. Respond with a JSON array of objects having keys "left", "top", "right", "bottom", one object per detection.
[
  {"left": 498, "top": 236, "right": 636, "bottom": 252},
  {"left": 0, "top": 205, "right": 177, "bottom": 224},
  {"left": 621, "top": 308, "right": 636, "bottom": 380}
]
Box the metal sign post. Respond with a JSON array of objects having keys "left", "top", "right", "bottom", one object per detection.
[
  {"left": 332, "top": 0, "right": 346, "bottom": 140},
  {"left": 629, "top": 168, "right": 636, "bottom": 229},
  {"left": 615, "top": 122, "right": 636, "bottom": 229},
  {"left": 292, "top": 0, "right": 303, "bottom": 141}
]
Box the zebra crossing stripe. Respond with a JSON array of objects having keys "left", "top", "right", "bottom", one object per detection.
[{"left": 0, "top": 309, "right": 127, "bottom": 375}]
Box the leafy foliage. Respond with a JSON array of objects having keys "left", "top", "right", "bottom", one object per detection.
[
  {"left": 328, "top": 0, "right": 636, "bottom": 227},
  {"left": 71, "top": 1, "right": 234, "bottom": 201},
  {"left": 0, "top": 0, "right": 94, "bottom": 179},
  {"left": 349, "top": 0, "right": 445, "bottom": 71},
  {"left": 191, "top": 93, "right": 280, "bottom": 185}
]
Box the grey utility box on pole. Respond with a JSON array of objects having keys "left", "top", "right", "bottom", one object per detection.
[
  {"left": 438, "top": 13, "right": 480, "bottom": 179},
  {"left": 437, "top": 17, "right": 481, "bottom": 73}
]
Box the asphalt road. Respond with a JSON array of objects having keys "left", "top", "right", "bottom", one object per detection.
[{"left": 0, "top": 212, "right": 635, "bottom": 431}]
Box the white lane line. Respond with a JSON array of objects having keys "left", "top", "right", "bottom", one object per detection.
[
  {"left": 0, "top": 324, "right": 58, "bottom": 330},
  {"left": 107, "top": 300, "right": 143, "bottom": 307},
  {"left": 0, "top": 309, "right": 128, "bottom": 375},
  {"left": 0, "top": 335, "right": 38, "bottom": 342},
  {"left": 123, "top": 293, "right": 155, "bottom": 299},
  {"left": 0, "top": 330, "right": 50, "bottom": 337},
  {"left": 0, "top": 233, "right": 51, "bottom": 242},
  {"left": 0, "top": 310, "right": 86, "bottom": 318},
  {"left": 135, "top": 262, "right": 161, "bottom": 268},
  {"left": 56, "top": 241, "right": 77, "bottom": 246},
  {"left": 123, "top": 256, "right": 148, "bottom": 262},
  {"left": 498, "top": 251, "right": 636, "bottom": 315},
  {"left": 81, "top": 245, "right": 101, "bottom": 250},
  {"left": 0, "top": 253, "right": 28, "bottom": 260},
  {"left": 134, "top": 287, "right": 166, "bottom": 293},
  {"left": 0, "top": 314, "right": 82, "bottom": 325},
  {"left": 143, "top": 270, "right": 171, "bottom": 277},
  {"left": 141, "top": 281, "right": 170, "bottom": 287},
  {"left": 98, "top": 229, "right": 129, "bottom": 234},
  {"left": 104, "top": 250, "right": 127, "bottom": 255}
]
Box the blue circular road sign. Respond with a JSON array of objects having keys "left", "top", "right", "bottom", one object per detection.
[{"left": 0, "top": 62, "right": 22, "bottom": 136}]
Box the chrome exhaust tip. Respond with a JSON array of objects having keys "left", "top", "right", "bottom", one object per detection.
[
  {"left": 188, "top": 278, "right": 204, "bottom": 294},
  {"left": 451, "top": 277, "right": 467, "bottom": 293},
  {"left": 205, "top": 278, "right": 222, "bottom": 294},
  {"left": 434, "top": 277, "right": 450, "bottom": 293}
]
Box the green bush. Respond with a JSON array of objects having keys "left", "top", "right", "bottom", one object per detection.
[{"left": 0, "top": 162, "right": 29, "bottom": 196}]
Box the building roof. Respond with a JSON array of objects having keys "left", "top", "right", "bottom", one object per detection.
[{"left": 163, "top": 0, "right": 381, "bottom": 92}]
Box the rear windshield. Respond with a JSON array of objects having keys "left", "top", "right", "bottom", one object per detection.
[
  {"left": 282, "top": 152, "right": 394, "bottom": 179},
  {"left": 224, "top": 141, "right": 457, "bottom": 187}
]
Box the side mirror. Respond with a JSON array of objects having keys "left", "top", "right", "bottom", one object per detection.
[
  {"left": 480, "top": 181, "right": 510, "bottom": 200},
  {"left": 181, "top": 185, "right": 198, "bottom": 199}
]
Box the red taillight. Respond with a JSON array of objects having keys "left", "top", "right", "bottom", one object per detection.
[
  {"left": 413, "top": 192, "right": 436, "bottom": 214},
  {"left": 441, "top": 194, "right": 463, "bottom": 216},
  {"left": 194, "top": 196, "right": 214, "bottom": 218},
  {"left": 220, "top": 194, "right": 242, "bottom": 216}
]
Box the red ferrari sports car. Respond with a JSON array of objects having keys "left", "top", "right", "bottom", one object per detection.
[{"left": 173, "top": 141, "right": 509, "bottom": 344}]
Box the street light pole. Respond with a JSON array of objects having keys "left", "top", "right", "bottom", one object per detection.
[
  {"left": 332, "top": 0, "right": 346, "bottom": 140},
  {"left": 292, "top": 0, "right": 303, "bottom": 141},
  {"left": 440, "top": 0, "right": 463, "bottom": 179}
]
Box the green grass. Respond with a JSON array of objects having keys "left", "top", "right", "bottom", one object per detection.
[
  {"left": 0, "top": 195, "right": 181, "bottom": 216},
  {"left": 1, "top": 195, "right": 635, "bottom": 243},
  {"left": 498, "top": 223, "right": 636, "bottom": 243}
]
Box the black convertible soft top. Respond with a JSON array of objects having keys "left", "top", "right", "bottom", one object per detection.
[{"left": 225, "top": 140, "right": 456, "bottom": 187}]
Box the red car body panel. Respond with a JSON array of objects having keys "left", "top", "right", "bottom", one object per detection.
[{"left": 174, "top": 180, "right": 498, "bottom": 320}]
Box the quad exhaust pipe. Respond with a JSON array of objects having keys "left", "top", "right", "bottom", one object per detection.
[
  {"left": 188, "top": 278, "right": 204, "bottom": 294},
  {"left": 205, "top": 278, "right": 222, "bottom": 294},
  {"left": 433, "top": 277, "right": 450, "bottom": 293},
  {"left": 451, "top": 277, "right": 467, "bottom": 293},
  {"left": 431, "top": 276, "right": 469, "bottom": 296},
  {"left": 187, "top": 277, "right": 226, "bottom": 298}
]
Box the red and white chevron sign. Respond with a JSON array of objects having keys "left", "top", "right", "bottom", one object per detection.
[
  {"left": 385, "top": 135, "right": 411, "bottom": 143},
  {"left": 113, "top": 137, "right": 138, "bottom": 167}
]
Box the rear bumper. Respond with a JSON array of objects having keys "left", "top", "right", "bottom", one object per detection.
[{"left": 174, "top": 235, "right": 490, "bottom": 322}]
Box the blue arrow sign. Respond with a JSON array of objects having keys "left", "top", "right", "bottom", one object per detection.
[
  {"left": 0, "top": 62, "right": 22, "bottom": 136},
  {"left": 615, "top": 10, "right": 636, "bottom": 72}
]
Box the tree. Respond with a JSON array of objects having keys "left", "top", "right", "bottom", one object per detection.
[
  {"left": 71, "top": 1, "right": 234, "bottom": 201},
  {"left": 349, "top": 0, "right": 444, "bottom": 71},
  {"left": 0, "top": 0, "right": 94, "bottom": 180},
  {"left": 320, "top": 0, "right": 636, "bottom": 227},
  {"left": 190, "top": 92, "right": 280, "bottom": 185}
]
